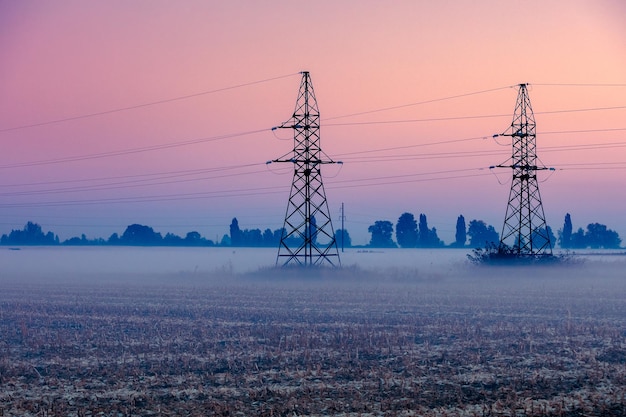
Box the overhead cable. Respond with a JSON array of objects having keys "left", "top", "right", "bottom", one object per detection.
[
  {"left": 0, "top": 129, "right": 267, "bottom": 169},
  {"left": 0, "top": 73, "right": 299, "bottom": 133},
  {"left": 323, "top": 85, "right": 514, "bottom": 121}
]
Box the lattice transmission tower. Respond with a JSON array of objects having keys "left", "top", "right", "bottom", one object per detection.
[
  {"left": 493, "top": 83, "right": 554, "bottom": 257},
  {"left": 269, "top": 71, "right": 341, "bottom": 267}
]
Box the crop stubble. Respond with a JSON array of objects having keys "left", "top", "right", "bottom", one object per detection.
[{"left": 0, "top": 264, "right": 625, "bottom": 416}]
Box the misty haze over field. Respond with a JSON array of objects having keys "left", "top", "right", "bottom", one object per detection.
[{"left": 1, "top": 247, "right": 625, "bottom": 415}]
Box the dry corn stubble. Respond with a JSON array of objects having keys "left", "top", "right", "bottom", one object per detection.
[{"left": 0, "top": 261, "right": 625, "bottom": 416}]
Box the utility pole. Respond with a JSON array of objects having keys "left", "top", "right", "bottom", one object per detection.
[
  {"left": 340, "top": 202, "right": 345, "bottom": 253},
  {"left": 269, "top": 71, "right": 341, "bottom": 267},
  {"left": 493, "top": 83, "right": 554, "bottom": 257}
]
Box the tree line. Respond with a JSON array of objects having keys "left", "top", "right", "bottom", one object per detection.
[
  {"left": 558, "top": 213, "right": 621, "bottom": 249},
  {"left": 364, "top": 212, "right": 620, "bottom": 249},
  {"left": 0, "top": 222, "right": 214, "bottom": 247},
  {"left": 228, "top": 218, "right": 352, "bottom": 248},
  {"left": 0, "top": 212, "right": 621, "bottom": 249},
  {"left": 367, "top": 213, "right": 501, "bottom": 249}
]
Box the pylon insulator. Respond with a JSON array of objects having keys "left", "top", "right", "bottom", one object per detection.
[{"left": 272, "top": 72, "right": 341, "bottom": 267}]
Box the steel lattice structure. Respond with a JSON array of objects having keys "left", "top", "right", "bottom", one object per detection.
[
  {"left": 270, "top": 71, "right": 341, "bottom": 267},
  {"left": 495, "top": 84, "right": 553, "bottom": 256}
]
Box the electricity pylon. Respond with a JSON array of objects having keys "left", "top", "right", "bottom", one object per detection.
[
  {"left": 269, "top": 71, "right": 341, "bottom": 267},
  {"left": 493, "top": 83, "right": 554, "bottom": 256}
]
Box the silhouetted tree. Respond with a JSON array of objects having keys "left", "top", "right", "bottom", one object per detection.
[
  {"left": 220, "top": 234, "right": 231, "bottom": 246},
  {"left": 416, "top": 214, "right": 443, "bottom": 247},
  {"left": 585, "top": 223, "right": 621, "bottom": 249},
  {"left": 64, "top": 234, "right": 89, "bottom": 246},
  {"left": 63, "top": 234, "right": 106, "bottom": 245},
  {"left": 273, "top": 228, "right": 284, "bottom": 245},
  {"left": 453, "top": 215, "right": 467, "bottom": 248},
  {"left": 560, "top": 217, "right": 621, "bottom": 249},
  {"left": 184, "top": 231, "right": 212, "bottom": 246},
  {"left": 185, "top": 231, "right": 201, "bottom": 243},
  {"left": 559, "top": 213, "right": 573, "bottom": 249},
  {"left": 120, "top": 224, "right": 163, "bottom": 245},
  {"left": 571, "top": 227, "right": 586, "bottom": 248},
  {"left": 227, "top": 222, "right": 285, "bottom": 247},
  {"left": 262, "top": 228, "right": 275, "bottom": 246},
  {"left": 108, "top": 233, "right": 120, "bottom": 245},
  {"left": 531, "top": 226, "right": 556, "bottom": 250},
  {"left": 396, "top": 212, "right": 418, "bottom": 248},
  {"left": 368, "top": 220, "right": 396, "bottom": 248},
  {"left": 418, "top": 214, "right": 429, "bottom": 247},
  {"left": 1, "top": 222, "right": 59, "bottom": 245},
  {"left": 244, "top": 228, "right": 264, "bottom": 246},
  {"left": 429, "top": 227, "right": 444, "bottom": 247},
  {"left": 229, "top": 218, "right": 243, "bottom": 246},
  {"left": 334, "top": 229, "right": 352, "bottom": 249},
  {"left": 467, "top": 220, "right": 499, "bottom": 248},
  {"left": 163, "top": 232, "right": 183, "bottom": 245}
]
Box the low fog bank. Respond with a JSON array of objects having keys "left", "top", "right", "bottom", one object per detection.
[
  {"left": 2, "top": 248, "right": 625, "bottom": 415},
  {"left": 1, "top": 247, "right": 625, "bottom": 292},
  {"left": 0, "top": 247, "right": 471, "bottom": 278}
]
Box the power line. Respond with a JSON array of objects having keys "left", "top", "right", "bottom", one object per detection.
[
  {"left": 0, "top": 128, "right": 267, "bottom": 169},
  {"left": 0, "top": 163, "right": 261, "bottom": 188},
  {"left": 3, "top": 121, "right": 617, "bottom": 172},
  {"left": 543, "top": 141, "right": 626, "bottom": 152},
  {"left": 554, "top": 161, "right": 626, "bottom": 171},
  {"left": 325, "top": 114, "right": 509, "bottom": 126},
  {"left": 563, "top": 166, "right": 626, "bottom": 171},
  {"left": 0, "top": 165, "right": 269, "bottom": 197},
  {"left": 331, "top": 142, "right": 626, "bottom": 174},
  {"left": 4, "top": 155, "right": 626, "bottom": 209},
  {"left": 541, "top": 127, "right": 626, "bottom": 135},
  {"left": 3, "top": 133, "right": 623, "bottom": 195},
  {"left": 0, "top": 73, "right": 299, "bottom": 133},
  {"left": 323, "top": 107, "right": 626, "bottom": 128},
  {"left": 536, "top": 105, "right": 626, "bottom": 116},
  {"left": 328, "top": 172, "right": 493, "bottom": 190},
  {"left": 0, "top": 211, "right": 280, "bottom": 223},
  {"left": 0, "top": 185, "right": 290, "bottom": 208},
  {"left": 329, "top": 167, "right": 486, "bottom": 185},
  {"left": 340, "top": 140, "right": 626, "bottom": 164},
  {"left": 334, "top": 136, "right": 489, "bottom": 157},
  {"left": 557, "top": 161, "right": 626, "bottom": 167},
  {"left": 1, "top": 101, "right": 622, "bottom": 171},
  {"left": 3, "top": 134, "right": 624, "bottom": 195},
  {"left": 3, "top": 80, "right": 622, "bottom": 134},
  {"left": 334, "top": 129, "right": 626, "bottom": 160},
  {"left": 323, "top": 85, "right": 514, "bottom": 121},
  {"left": 2, "top": 173, "right": 493, "bottom": 208},
  {"left": 341, "top": 151, "right": 507, "bottom": 164},
  {"left": 532, "top": 83, "right": 626, "bottom": 87},
  {"left": 0, "top": 167, "right": 492, "bottom": 208}
]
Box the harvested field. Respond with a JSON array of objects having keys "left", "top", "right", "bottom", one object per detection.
[{"left": 1, "top": 258, "right": 625, "bottom": 416}]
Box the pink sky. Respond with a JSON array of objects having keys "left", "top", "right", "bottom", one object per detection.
[{"left": 0, "top": 0, "right": 625, "bottom": 245}]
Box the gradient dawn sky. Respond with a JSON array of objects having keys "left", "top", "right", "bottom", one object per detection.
[{"left": 1, "top": 0, "right": 625, "bottom": 246}]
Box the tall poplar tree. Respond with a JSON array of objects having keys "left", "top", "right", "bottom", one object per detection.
[
  {"left": 418, "top": 214, "right": 429, "bottom": 247},
  {"left": 559, "top": 213, "right": 573, "bottom": 249},
  {"left": 229, "top": 218, "right": 243, "bottom": 246},
  {"left": 454, "top": 215, "right": 467, "bottom": 247}
]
